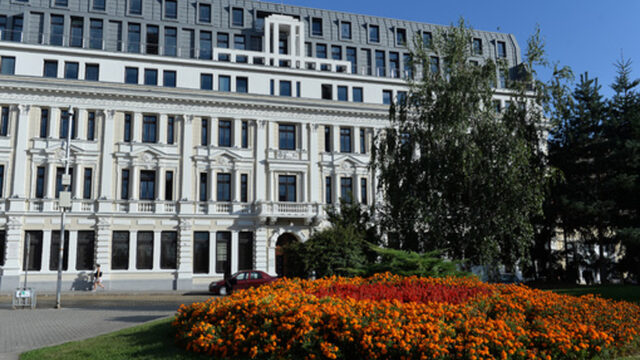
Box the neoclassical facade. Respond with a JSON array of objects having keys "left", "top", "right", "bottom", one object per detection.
[{"left": 0, "top": 0, "right": 520, "bottom": 290}]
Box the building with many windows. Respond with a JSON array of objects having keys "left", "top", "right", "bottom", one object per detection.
[{"left": 0, "top": 0, "right": 521, "bottom": 291}]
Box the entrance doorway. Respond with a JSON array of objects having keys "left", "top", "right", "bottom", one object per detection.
[{"left": 275, "top": 233, "right": 298, "bottom": 278}]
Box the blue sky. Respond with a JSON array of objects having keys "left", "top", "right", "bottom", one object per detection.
[{"left": 277, "top": 0, "right": 640, "bottom": 97}]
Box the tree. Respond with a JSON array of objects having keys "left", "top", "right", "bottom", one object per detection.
[{"left": 373, "top": 19, "right": 549, "bottom": 273}]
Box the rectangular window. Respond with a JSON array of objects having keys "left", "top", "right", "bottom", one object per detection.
[
  {"left": 473, "top": 38, "right": 482, "bottom": 55},
  {"left": 129, "top": 0, "right": 142, "bottom": 15},
  {"left": 121, "top": 169, "right": 130, "bottom": 199},
  {"left": 89, "top": 19, "right": 103, "bottom": 49},
  {"left": 337, "top": 86, "right": 348, "bottom": 101},
  {"left": 375, "top": 50, "right": 385, "bottom": 76},
  {"left": 142, "top": 115, "right": 158, "bottom": 143},
  {"left": 186, "top": 29, "right": 195, "bottom": 58},
  {"left": 238, "top": 232, "right": 253, "bottom": 271},
  {"left": 164, "top": 0, "right": 177, "bottom": 19},
  {"left": 124, "top": 113, "right": 132, "bottom": 142},
  {"left": 144, "top": 68, "right": 157, "bottom": 86},
  {"left": 497, "top": 41, "right": 507, "bottom": 58},
  {"left": 43, "top": 60, "right": 58, "bottom": 78},
  {"left": 340, "top": 127, "right": 352, "bottom": 153},
  {"left": 219, "top": 75, "right": 231, "bottom": 92},
  {"left": 279, "top": 81, "right": 292, "bottom": 96},
  {"left": 167, "top": 116, "right": 175, "bottom": 144},
  {"left": 341, "top": 21, "right": 352, "bottom": 40},
  {"left": 361, "top": 178, "right": 368, "bottom": 204},
  {"left": 127, "top": 23, "right": 141, "bottom": 53},
  {"left": 383, "top": 90, "right": 393, "bottom": 105},
  {"left": 9, "top": 15, "right": 23, "bottom": 42},
  {"left": 236, "top": 77, "right": 248, "bottom": 93},
  {"left": 369, "top": 25, "right": 380, "bottom": 43},
  {"left": 325, "top": 176, "right": 332, "bottom": 204},
  {"left": 164, "top": 27, "right": 177, "bottom": 56},
  {"left": 390, "top": 52, "right": 400, "bottom": 78},
  {"left": 347, "top": 47, "right": 357, "bottom": 74},
  {"left": 35, "top": 166, "right": 45, "bottom": 198},
  {"left": 360, "top": 129, "right": 366, "bottom": 153},
  {"left": 23, "top": 231, "right": 43, "bottom": 271},
  {"left": 125, "top": 67, "right": 138, "bottom": 84},
  {"left": 0, "top": 56, "right": 15, "bottom": 75},
  {"left": 139, "top": 170, "right": 156, "bottom": 200},
  {"left": 163, "top": 70, "right": 176, "bottom": 87},
  {"left": 316, "top": 44, "right": 327, "bottom": 59},
  {"left": 165, "top": 170, "right": 173, "bottom": 200},
  {"left": 363, "top": 49, "right": 372, "bottom": 75},
  {"left": 353, "top": 87, "right": 363, "bottom": 103},
  {"left": 324, "top": 126, "right": 331, "bottom": 152},
  {"left": 136, "top": 231, "right": 153, "bottom": 270},
  {"left": 146, "top": 25, "right": 159, "bottom": 54},
  {"left": 241, "top": 121, "right": 248, "bottom": 148},
  {"left": 240, "top": 174, "right": 248, "bottom": 202},
  {"left": 39, "top": 108, "right": 49, "bottom": 138},
  {"left": 423, "top": 31, "right": 432, "bottom": 48},
  {"left": 234, "top": 35, "right": 245, "bottom": 50},
  {"left": 113, "top": 20, "right": 123, "bottom": 51},
  {"left": 201, "top": 118, "right": 208, "bottom": 146},
  {"left": 270, "top": 79, "right": 275, "bottom": 95},
  {"left": 398, "top": 91, "right": 408, "bottom": 106},
  {"left": 232, "top": 8, "right": 244, "bottom": 27},
  {"left": 296, "top": 82, "right": 301, "bottom": 97},
  {"left": 193, "top": 232, "right": 209, "bottom": 274},
  {"left": 76, "top": 231, "right": 95, "bottom": 270},
  {"left": 83, "top": 168, "right": 92, "bottom": 199},
  {"left": 396, "top": 28, "right": 407, "bottom": 46},
  {"left": 160, "top": 231, "right": 177, "bottom": 269},
  {"left": 69, "top": 17, "right": 83, "bottom": 47},
  {"left": 93, "top": 0, "right": 106, "bottom": 11},
  {"left": 199, "top": 4, "right": 211, "bottom": 23},
  {"left": 199, "top": 172, "right": 207, "bottom": 202},
  {"left": 111, "top": 231, "right": 129, "bottom": 270},
  {"left": 59, "top": 110, "right": 77, "bottom": 139},
  {"left": 279, "top": 124, "right": 295, "bottom": 150},
  {"left": 311, "top": 18, "right": 322, "bottom": 36},
  {"left": 278, "top": 175, "right": 296, "bottom": 202},
  {"left": 199, "top": 31, "right": 212, "bottom": 60},
  {"left": 217, "top": 173, "right": 231, "bottom": 202},
  {"left": 430, "top": 56, "right": 439, "bottom": 73},
  {"left": 49, "top": 231, "right": 69, "bottom": 271},
  {"left": 332, "top": 45, "right": 342, "bottom": 60},
  {"left": 341, "top": 177, "right": 353, "bottom": 203},
  {"left": 404, "top": 53, "right": 413, "bottom": 79},
  {"left": 321, "top": 84, "right": 332, "bottom": 100},
  {"left": 85, "top": 64, "right": 99, "bottom": 81},
  {"left": 0, "top": 107, "right": 8, "bottom": 136},
  {"left": 200, "top": 73, "right": 213, "bottom": 90},
  {"left": 216, "top": 232, "right": 231, "bottom": 274},
  {"left": 217, "top": 32, "right": 229, "bottom": 48},
  {"left": 64, "top": 62, "right": 79, "bottom": 79},
  {"left": 218, "top": 120, "right": 231, "bottom": 147}
]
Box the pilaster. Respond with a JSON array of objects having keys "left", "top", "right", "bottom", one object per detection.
[
  {"left": 95, "top": 218, "right": 111, "bottom": 281},
  {"left": 255, "top": 120, "right": 267, "bottom": 203},
  {"left": 179, "top": 115, "right": 194, "bottom": 214},
  {"left": 10, "top": 105, "right": 30, "bottom": 211},
  {"left": 176, "top": 219, "right": 193, "bottom": 289},
  {"left": 2, "top": 217, "right": 23, "bottom": 289},
  {"left": 98, "top": 110, "right": 115, "bottom": 212},
  {"left": 308, "top": 124, "right": 320, "bottom": 203},
  {"left": 254, "top": 227, "right": 268, "bottom": 272}
]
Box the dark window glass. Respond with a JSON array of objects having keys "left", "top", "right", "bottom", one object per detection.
[
  {"left": 59, "top": 110, "right": 77, "bottom": 139},
  {"left": 361, "top": 178, "right": 368, "bottom": 204},
  {"left": 241, "top": 121, "right": 248, "bottom": 148},
  {"left": 473, "top": 38, "right": 482, "bottom": 55},
  {"left": 236, "top": 77, "right": 248, "bottom": 93},
  {"left": 217, "top": 32, "right": 229, "bottom": 48},
  {"left": 404, "top": 53, "right": 413, "bottom": 79},
  {"left": 375, "top": 50, "right": 385, "bottom": 76},
  {"left": 332, "top": 45, "right": 342, "bottom": 60},
  {"left": 240, "top": 174, "right": 248, "bottom": 202},
  {"left": 64, "top": 62, "right": 79, "bottom": 79},
  {"left": 144, "top": 68, "right": 157, "bottom": 85},
  {"left": 124, "top": 113, "right": 132, "bottom": 142},
  {"left": 383, "top": 90, "right": 393, "bottom": 105},
  {"left": 44, "top": 60, "right": 58, "bottom": 78},
  {"left": 146, "top": 25, "right": 159, "bottom": 54},
  {"left": 83, "top": 168, "right": 92, "bottom": 199},
  {"left": 279, "top": 124, "right": 295, "bottom": 150},
  {"left": 165, "top": 0, "right": 177, "bottom": 19},
  {"left": 324, "top": 126, "right": 331, "bottom": 152},
  {"left": 280, "top": 81, "right": 291, "bottom": 96},
  {"left": 186, "top": 29, "right": 195, "bottom": 58},
  {"left": 497, "top": 41, "right": 507, "bottom": 58},
  {"left": 316, "top": 44, "right": 327, "bottom": 59},
  {"left": 341, "top": 177, "right": 353, "bottom": 203},
  {"left": 311, "top": 18, "right": 322, "bottom": 36},
  {"left": 85, "top": 64, "right": 99, "bottom": 81},
  {"left": 278, "top": 175, "right": 296, "bottom": 202},
  {"left": 163, "top": 70, "right": 176, "bottom": 87},
  {"left": 232, "top": 8, "right": 244, "bottom": 27},
  {"left": 129, "top": 0, "right": 142, "bottom": 15},
  {"left": 142, "top": 115, "right": 157, "bottom": 143},
  {"left": 369, "top": 25, "right": 379, "bottom": 42},
  {"left": 0, "top": 107, "right": 7, "bottom": 136},
  {"left": 353, "top": 87, "right": 363, "bottom": 103},
  {"left": 296, "top": 81, "right": 301, "bottom": 97},
  {"left": 35, "top": 166, "right": 45, "bottom": 198},
  {"left": 23, "top": 231, "right": 43, "bottom": 271},
  {"left": 234, "top": 35, "right": 245, "bottom": 50},
  {"left": 238, "top": 232, "right": 253, "bottom": 271},
  {"left": 398, "top": 91, "right": 407, "bottom": 106},
  {"left": 111, "top": 231, "right": 129, "bottom": 270},
  {"left": 8, "top": 15, "right": 23, "bottom": 42},
  {"left": 0, "top": 56, "right": 15, "bottom": 75},
  {"left": 199, "top": 172, "right": 207, "bottom": 201},
  {"left": 93, "top": 0, "right": 106, "bottom": 11},
  {"left": 337, "top": 86, "right": 348, "bottom": 101},
  {"left": 360, "top": 128, "right": 366, "bottom": 153},
  {"left": 363, "top": 48, "right": 372, "bottom": 75},
  {"left": 215, "top": 232, "right": 230, "bottom": 274},
  {"left": 193, "top": 232, "right": 209, "bottom": 274},
  {"left": 341, "top": 22, "right": 352, "bottom": 39},
  {"left": 125, "top": 67, "right": 138, "bottom": 84},
  {"left": 50, "top": 15, "right": 64, "bottom": 46},
  {"left": 217, "top": 173, "right": 231, "bottom": 202},
  {"left": 218, "top": 75, "right": 230, "bottom": 91},
  {"left": 199, "top": 4, "right": 211, "bottom": 23},
  {"left": 167, "top": 116, "right": 175, "bottom": 144},
  {"left": 430, "top": 56, "right": 439, "bottom": 73},
  {"left": 160, "top": 231, "right": 177, "bottom": 269},
  {"left": 200, "top": 73, "right": 213, "bottom": 90},
  {"left": 325, "top": 176, "right": 332, "bottom": 204},
  {"left": 340, "top": 127, "right": 352, "bottom": 153},
  {"left": 76, "top": 231, "right": 95, "bottom": 270},
  {"left": 270, "top": 79, "right": 275, "bottom": 95},
  {"left": 165, "top": 171, "right": 173, "bottom": 200},
  {"left": 218, "top": 120, "right": 231, "bottom": 146},
  {"left": 49, "top": 231, "right": 69, "bottom": 271},
  {"left": 0, "top": 165, "right": 4, "bottom": 198},
  {"left": 0, "top": 231, "right": 4, "bottom": 266},
  {"left": 121, "top": 169, "right": 130, "bottom": 199},
  {"left": 114, "top": 20, "right": 123, "bottom": 51},
  {"left": 423, "top": 32, "right": 432, "bottom": 48},
  {"left": 390, "top": 52, "right": 399, "bottom": 78},
  {"left": 201, "top": 118, "right": 208, "bottom": 146},
  {"left": 164, "top": 27, "right": 177, "bottom": 56},
  {"left": 127, "top": 23, "right": 141, "bottom": 53},
  {"left": 89, "top": 19, "right": 103, "bottom": 49},
  {"left": 40, "top": 108, "right": 49, "bottom": 138},
  {"left": 136, "top": 231, "right": 153, "bottom": 270},
  {"left": 139, "top": 170, "right": 156, "bottom": 200},
  {"left": 347, "top": 47, "right": 357, "bottom": 74},
  {"left": 321, "top": 84, "right": 332, "bottom": 100},
  {"left": 396, "top": 28, "right": 406, "bottom": 46}
]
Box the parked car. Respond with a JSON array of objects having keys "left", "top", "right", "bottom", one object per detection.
[{"left": 209, "top": 270, "right": 276, "bottom": 295}]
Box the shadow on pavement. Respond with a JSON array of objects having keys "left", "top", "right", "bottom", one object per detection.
[{"left": 107, "top": 315, "right": 167, "bottom": 323}]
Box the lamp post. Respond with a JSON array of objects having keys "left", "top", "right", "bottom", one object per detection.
[{"left": 55, "top": 106, "right": 73, "bottom": 309}]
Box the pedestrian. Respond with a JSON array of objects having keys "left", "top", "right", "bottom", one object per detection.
[{"left": 93, "top": 264, "right": 104, "bottom": 291}]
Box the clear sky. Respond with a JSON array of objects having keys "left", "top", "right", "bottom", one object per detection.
[{"left": 276, "top": 0, "right": 640, "bottom": 98}]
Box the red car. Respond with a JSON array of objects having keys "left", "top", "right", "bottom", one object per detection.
[{"left": 208, "top": 270, "right": 276, "bottom": 295}]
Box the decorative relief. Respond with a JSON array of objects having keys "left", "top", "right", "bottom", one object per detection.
[
  {"left": 6, "top": 216, "right": 22, "bottom": 231},
  {"left": 179, "top": 218, "right": 193, "bottom": 231},
  {"left": 96, "top": 217, "right": 111, "bottom": 231}
]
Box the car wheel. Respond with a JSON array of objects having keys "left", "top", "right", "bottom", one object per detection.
[{"left": 219, "top": 286, "right": 227, "bottom": 296}]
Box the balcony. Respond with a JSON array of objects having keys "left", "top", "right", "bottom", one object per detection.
[
  {"left": 115, "top": 200, "right": 178, "bottom": 214},
  {"left": 196, "top": 202, "right": 254, "bottom": 215},
  {"left": 257, "top": 201, "right": 323, "bottom": 222}
]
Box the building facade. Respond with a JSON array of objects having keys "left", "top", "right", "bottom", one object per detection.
[{"left": 0, "top": 0, "right": 521, "bottom": 291}]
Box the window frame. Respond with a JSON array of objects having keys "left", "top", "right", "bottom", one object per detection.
[
  {"left": 111, "top": 231, "right": 129, "bottom": 270},
  {"left": 311, "top": 17, "right": 323, "bottom": 37},
  {"left": 278, "top": 123, "right": 296, "bottom": 150}
]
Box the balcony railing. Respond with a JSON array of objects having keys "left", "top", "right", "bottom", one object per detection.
[{"left": 258, "top": 201, "right": 322, "bottom": 220}]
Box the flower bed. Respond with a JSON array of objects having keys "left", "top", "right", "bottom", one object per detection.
[{"left": 173, "top": 273, "right": 640, "bottom": 359}]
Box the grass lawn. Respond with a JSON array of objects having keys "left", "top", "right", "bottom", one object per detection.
[
  {"left": 551, "top": 284, "right": 640, "bottom": 303},
  {"left": 20, "top": 317, "right": 209, "bottom": 360}
]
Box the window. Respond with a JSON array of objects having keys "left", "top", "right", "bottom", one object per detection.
[
  {"left": 340, "top": 127, "right": 352, "bottom": 153},
  {"left": 136, "top": 231, "right": 153, "bottom": 270},
  {"left": 499, "top": 71, "right": 507, "bottom": 88},
  {"left": 121, "top": 169, "right": 130, "bottom": 199},
  {"left": 347, "top": 47, "right": 357, "bottom": 74},
  {"left": 217, "top": 173, "right": 231, "bottom": 202},
  {"left": 1, "top": 107, "right": 9, "bottom": 136},
  {"left": 23, "top": 231, "right": 43, "bottom": 271},
  {"left": 241, "top": 121, "right": 248, "bottom": 148},
  {"left": 240, "top": 174, "right": 248, "bottom": 202},
  {"left": 280, "top": 81, "right": 292, "bottom": 96},
  {"left": 363, "top": 48, "right": 372, "bottom": 75},
  {"left": 325, "top": 177, "right": 332, "bottom": 204},
  {"left": 360, "top": 129, "right": 366, "bottom": 153},
  {"left": 35, "top": 166, "right": 45, "bottom": 198},
  {"left": 238, "top": 232, "right": 253, "bottom": 270},
  {"left": 217, "top": 32, "right": 229, "bottom": 48},
  {"left": 129, "top": 0, "right": 142, "bottom": 15},
  {"left": 83, "top": 168, "right": 92, "bottom": 199},
  {"left": 125, "top": 67, "right": 138, "bottom": 84},
  {"left": 232, "top": 8, "right": 244, "bottom": 27},
  {"left": 270, "top": 79, "right": 275, "bottom": 95},
  {"left": 163, "top": 70, "right": 176, "bottom": 87},
  {"left": 199, "top": 172, "right": 207, "bottom": 201},
  {"left": 423, "top": 31, "right": 432, "bottom": 48},
  {"left": 369, "top": 25, "right": 380, "bottom": 43},
  {"left": 43, "top": 60, "right": 58, "bottom": 78},
  {"left": 216, "top": 232, "right": 231, "bottom": 274},
  {"left": 389, "top": 52, "right": 399, "bottom": 78},
  {"left": 341, "top": 21, "right": 352, "bottom": 40},
  {"left": 0, "top": 56, "right": 15, "bottom": 75},
  {"left": 324, "top": 126, "right": 331, "bottom": 152},
  {"left": 160, "top": 232, "right": 177, "bottom": 269},
  {"left": 59, "top": 110, "right": 77, "bottom": 139},
  {"left": 146, "top": 25, "right": 159, "bottom": 54},
  {"left": 430, "top": 56, "right": 439, "bottom": 74},
  {"left": 332, "top": 45, "right": 342, "bottom": 60},
  {"left": 76, "top": 231, "right": 95, "bottom": 270},
  {"left": 279, "top": 124, "right": 295, "bottom": 150},
  {"left": 311, "top": 18, "right": 322, "bottom": 36},
  {"left": 200, "top": 73, "right": 213, "bottom": 90},
  {"left": 497, "top": 41, "right": 507, "bottom": 58},
  {"left": 86, "top": 111, "right": 97, "bottom": 137},
  {"left": 404, "top": 54, "right": 413, "bottom": 79},
  {"left": 193, "top": 232, "right": 209, "bottom": 274},
  {"left": 69, "top": 17, "right": 83, "bottom": 47},
  {"left": 0, "top": 165, "right": 3, "bottom": 198},
  {"left": 164, "top": 27, "right": 177, "bottom": 56},
  {"left": 142, "top": 115, "right": 157, "bottom": 143},
  {"left": 0, "top": 231, "right": 4, "bottom": 266},
  {"left": 337, "top": 86, "right": 348, "bottom": 101},
  {"left": 396, "top": 28, "right": 407, "bottom": 46},
  {"left": 64, "top": 62, "right": 79, "bottom": 79},
  {"left": 236, "top": 77, "right": 248, "bottom": 93},
  {"left": 199, "top": 4, "right": 211, "bottom": 23},
  {"left": 361, "top": 178, "right": 368, "bottom": 204},
  {"left": 112, "top": 231, "right": 129, "bottom": 270},
  {"left": 92, "top": 0, "right": 106, "bottom": 11},
  {"left": 296, "top": 82, "right": 301, "bottom": 97},
  {"left": 219, "top": 75, "right": 231, "bottom": 92},
  {"left": 50, "top": 231, "right": 69, "bottom": 271},
  {"left": 316, "top": 44, "right": 327, "bottom": 59},
  {"left": 278, "top": 175, "right": 296, "bottom": 202},
  {"left": 353, "top": 87, "right": 363, "bottom": 103},
  {"left": 493, "top": 100, "right": 501, "bottom": 113},
  {"left": 201, "top": 118, "right": 208, "bottom": 146},
  {"left": 165, "top": 171, "right": 173, "bottom": 200},
  {"left": 473, "top": 38, "right": 482, "bottom": 55},
  {"left": 186, "top": 29, "right": 195, "bottom": 58},
  {"left": 375, "top": 50, "right": 385, "bottom": 76},
  {"left": 341, "top": 177, "right": 353, "bottom": 203},
  {"left": 165, "top": 0, "right": 177, "bottom": 19},
  {"left": 39, "top": 108, "right": 49, "bottom": 138},
  {"left": 234, "top": 35, "right": 245, "bottom": 50},
  {"left": 382, "top": 90, "right": 393, "bottom": 105},
  {"left": 89, "top": 19, "right": 103, "bottom": 49},
  {"left": 321, "top": 84, "right": 332, "bottom": 100},
  {"left": 50, "top": 15, "right": 64, "bottom": 45},
  {"left": 127, "top": 23, "right": 141, "bottom": 53},
  {"left": 199, "top": 31, "right": 212, "bottom": 59},
  {"left": 397, "top": 91, "right": 408, "bottom": 106},
  {"left": 139, "top": 170, "right": 156, "bottom": 200},
  {"left": 218, "top": 120, "right": 231, "bottom": 146},
  {"left": 124, "top": 113, "right": 132, "bottom": 142},
  {"left": 113, "top": 20, "right": 123, "bottom": 51},
  {"left": 144, "top": 68, "right": 157, "bottom": 85},
  {"left": 167, "top": 116, "right": 175, "bottom": 144},
  {"left": 85, "top": 64, "right": 99, "bottom": 81}
]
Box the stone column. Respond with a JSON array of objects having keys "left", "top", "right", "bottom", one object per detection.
[
  {"left": 95, "top": 218, "right": 111, "bottom": 284},
  {"left": 45, "top": 162, "right": 57, "bottom": 199},
  {"left": 210, "top": 117, "right": 217, "bottom": 147},
  {"left": 308, "top": 124, "right": 320, "bottom": 203},
  {"left": 130, "top": 166, "right": 139, "bottom": 212},
  {"left": 353, "top": 126, "right": 361, "bottom": 154},
  {"left": 41, "top": 230, "right": 52, "bottom": 273},
  {"left": 76, "top": 109, "right": 87, "bottom": 141},
  {"left": 332, "top": 125, "right": 340, "bottom": 154},
  {"left": 49, "top": 108, "right": 60, "bottom": 139},
  {"left": 267, "top": 231, "right": 276, "bottom": 276},
  {"left": 152, "top": 231, "right": 161, "bottom": 271},
  {"left": 132, "top": 113, "right": 142, "bottom": 143},
  {"left": 254, "top": 227, "right": 268, "bottom": 273},
  {"left": 354, "top": 174, "right": 361, "bottom": 203},
  {"left": 233, "top": 167, "right": 240, "bottom": 202},
  {"left": 231, "top": 231, "right": 239, "bottom": 274},
  {"left": 209, "top": 230, "right": 216, "bottom": 274},
  {"left": 233, "top": 118, "right": 242, "bottom": 148},
  {"left": 67, "top": 230, "right": 78, "bottom": 271},
  {"left": 128, "top": 230, "right": 137, "bottom": 270},
  {"left": 179, "top": 115, "right": 194, "bottom": 214},
  {"left": 176, "top": 219, "right": 193, "bottom": 289},
  {"left": 73, "top": 164, "right": 83, "bottom": 199},
  {"left": 98, "top": 110, "right": 115, "bottom": 212},
  {"left": 2, "top": 217, "right": 24, "bottom": 290},
  {"left": 255, "top": 120, "right": 267, "bottom": 203},
  {"left": 158, "top": 114, "right": 168, "bottom": 145},
  {"left": 10, "top": 105, "right": 30, "bottom": 211}
]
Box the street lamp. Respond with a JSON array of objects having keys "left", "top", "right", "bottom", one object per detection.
[{"left": 55, "top": 106, "right": 73, "bottom": 309}]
